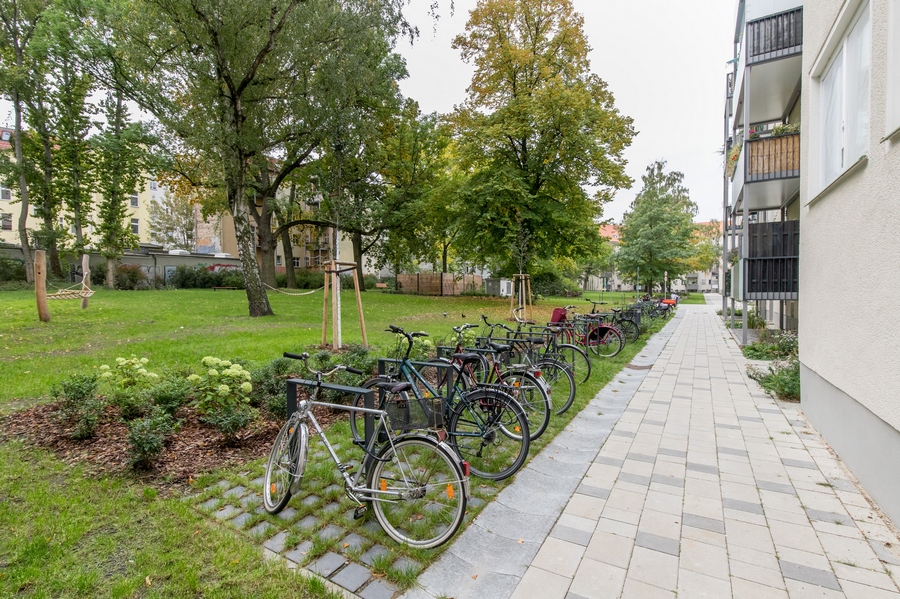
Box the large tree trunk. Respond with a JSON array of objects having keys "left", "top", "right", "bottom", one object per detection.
[
  {"left": 37, "top": 123, "right": 62, "bottom": 278},
  {"left": 352, "top": 231, "right": 365, "bottom": 292},
  {"left": 256, "top": 210, "right": 277, "bottom": 288},
  {"left": 12, "top": 93, "right": 34, "bottom": 283},
  {"left": 281, "top": 227, "right": 296, "bottom": 288},
  {"left": 442, "top": 242, "right": 449, "bottom": 274},
  {"left": 106, "top": 257, "right": 116, "bottom": 288},
  {"left": 231, "top": 186, "right": 273, "bottom": 317}
]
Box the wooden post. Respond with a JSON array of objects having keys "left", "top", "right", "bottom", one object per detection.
[
  {"left": 80, "top": 254, "right": 90, "bottom": 309},
  {"left": 35, "top": 250, "right": 50, "bottom": 322},
  {"left": 351, "top": 267, "right": 368, "bottom": 347},
  {"left": 331, "top": 261, "right": 339, "bottom": 350},
  {"left": 321, "top": 266, "right": 329, "bottom": 347}
]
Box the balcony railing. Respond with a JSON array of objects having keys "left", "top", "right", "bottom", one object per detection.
[
  {"left": 746, "top": 132, "right": 800, "bottom": 182},
  {"left": 726, "top": 72, "right": 734, "bottom": 99},
  {"left": 746, "top": 7, "right": 803, "bottom": 65},
  {"left": 745, "top": 221, "right": 799, "bottom": 301}
]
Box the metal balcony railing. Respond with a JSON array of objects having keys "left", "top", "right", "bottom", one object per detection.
[
  {"left": 746, "top": 132, "right": 800, "bottom": 182},
  {"left": 746, "top": 7, "right": 803, "bottom": 65},
  {"left": 726, "top": 72, "right": 734, "bottom": 99},
  {"left": 744, "top": 221, "right": 799, "bottom": 300}
]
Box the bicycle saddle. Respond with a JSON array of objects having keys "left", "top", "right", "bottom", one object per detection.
[
  {"left": 489, "top": 342, "right": 512, "bottom": 354},
  {"left": 376, "top": 381, "right": 412, "bottom": 393},
  {"left": 452, "top": 352, "right": 483, "bottom": 364}
]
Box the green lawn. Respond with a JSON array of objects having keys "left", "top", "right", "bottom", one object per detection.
[
  {"left": 0, "top": 287, "right": 671, "bottom": 595},
  {"left": 677, "top": 293, "right": 707, "bottom": 305}
]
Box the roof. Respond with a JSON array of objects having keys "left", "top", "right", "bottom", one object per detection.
[{"left": 599, "top": 224, "right": 620, "bottom": 244}]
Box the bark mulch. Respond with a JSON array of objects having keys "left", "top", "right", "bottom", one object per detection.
[{"left": 1, "top": 401, "right": 345, "bottom": 492}]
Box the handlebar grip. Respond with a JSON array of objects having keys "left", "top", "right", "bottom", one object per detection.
[
  {"left": 345, "top": 366, "right": 364, "bottom": 375},
  {"left": 411, "top": 332, "right": 429, "bottom": 338},
  {"left": 283, "top": 352, "right": 309, "bottom": 361},
  {"left": 388, "top": 324, "right": 402, "bottom": 333}
]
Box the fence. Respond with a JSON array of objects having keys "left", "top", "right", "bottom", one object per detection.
[{"left": 396, "top": 273, "right": 483, "bottom": 296}]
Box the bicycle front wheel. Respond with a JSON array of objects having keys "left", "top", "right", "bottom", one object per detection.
[
  {"left": 448, "top": 389, "right": 530, "bottom": 481},
  {"left": 368, "top": 436, "right": 467, "bottom": 549},
  {"left": 618, "top": 319, "right": 640, "bottom": 343},
  {"left": 588, "top": 327, "right": 624, "bottom": 358},
  {"left": 497, "top": 370, "right": 551, "bottom": 440},
  {"left": 264, "top": 416, "right": 308, "bottom": 514},
  {"left": 540, "top": 358, "right": 577, "bottom": 415},
  {"left": 554, "top": 344, "right": 592, "bottom": 384}
]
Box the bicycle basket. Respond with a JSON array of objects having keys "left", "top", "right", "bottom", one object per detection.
[{"left": 385, "top": 395, "right": 444, "bottom": 431}]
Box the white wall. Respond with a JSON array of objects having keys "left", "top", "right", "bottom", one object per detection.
[{"left": 800, "top": 0, "right": 900, "bottom": 431}]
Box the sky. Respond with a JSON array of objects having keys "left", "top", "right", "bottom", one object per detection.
[{"left": 396, "top": 0, "right": 736, "bottom": 224}]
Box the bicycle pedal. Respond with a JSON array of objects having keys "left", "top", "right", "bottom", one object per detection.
[{"left": 353, "top": 505, "right": 368, "bottom": 520}]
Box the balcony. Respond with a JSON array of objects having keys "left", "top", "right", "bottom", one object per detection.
[
  {"left": 746, "top": 7, "right": 803, "bottom": 65},
  {"left": 744, "top": 220, "right": 799, "bottom": 301},
  {"left": 746, "top": 133, "right": 799, "bottom": 182}
]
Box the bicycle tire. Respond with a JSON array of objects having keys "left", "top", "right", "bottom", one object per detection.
[
  {"left": 263, "top": 416, "right": 308, "bottom": 514},
  {"left": 540, "top": 358, "right": 577, "bottom": 415},
  {"left": 497, "top": 370, "right": 551, "bottom": 440},
  {"left": 554, "top": 343, "right": 591, "bottom": 384},
  {"left": 367, "top": 435, "right": 467, "bottom": 548},
  {"left": 588, "top": 326, "right": 624, "bottom": 358},
  {"left": 447, "top": 388, "right": 530, "bottom": 481},
  {"left": 617, "top": 319, "right": 640, "bottom": 343}
]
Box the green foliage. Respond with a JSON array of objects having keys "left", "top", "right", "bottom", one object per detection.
[
  {"left": 149, "top": 191, "right": 195, "bottom": 251},
  {"left": 530, "top": 271, "right": 583, "bottom": 298},
  {"left": 748, "top": 356, "right": 800, "bottom": 401},
  {"left": 0, "top": 256, "right": 27, "bottom": 282},
  {"left": 743, "top": 330, "right": 798, "bottom": 360},
  {"left": 307, "top": 345, "right": 377, "bottom": 405},
  {"left": 200, "top": 404, "right": 255, "bottom": 443},
  {"left": 451, "top": 0, "right": 634, "bottom": 270},
  {"left": 616, "top": 161, "right": 698, "bottom": 292},
  {"left": 127, "top": 408, "right": 176, "bottom": 468},
  {"left": 148, "top": 375, "right": 192, "bottom": 416},
  {"left": 53, "top": 373, "right": 103, "bottom": 439},
  {"left": 114, "top": 264, "right": 149, "bottom": 290},
  {"left": 250, "top": 357, "right": 295, "bottom": 419},
  {"left": 188, "top": 356, "right": 253, "bottom": 415},
  {"left": 170, "top": 265, "right": 245, "bottom": 289}
]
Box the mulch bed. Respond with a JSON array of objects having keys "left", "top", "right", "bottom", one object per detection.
[{"left": 1, "top": 401, "right": 346, "bottom": 492}]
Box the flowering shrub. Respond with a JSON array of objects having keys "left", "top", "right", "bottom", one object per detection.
[
  {"left": 189, "top": 356, "right": 253, "bottom": 415},
  {"left": 52, "top": 373, "right": 103, "bottom": 439},
  {"left": 99, "top": 356, "right": 160, "bottom": 420}
]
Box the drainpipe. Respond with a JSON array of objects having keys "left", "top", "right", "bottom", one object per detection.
[{"left": 741, "top": 63, "right": 750, "bottom": 345}]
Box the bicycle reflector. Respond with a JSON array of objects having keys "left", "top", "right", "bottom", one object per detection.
[
  {"left": 462, "top": 461, "right": 470, "bottom": 477},
  {"left": 533, "top": 371, "right": 542, "bottom": 378},
  {"left": 446, "top": 484, "right": 455, "bottom": 500}
]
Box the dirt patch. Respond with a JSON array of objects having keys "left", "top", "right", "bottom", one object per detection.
[{"left": 1, "top": 400, "right": 346, "bottom": 492}]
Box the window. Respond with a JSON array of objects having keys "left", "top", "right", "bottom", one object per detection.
[
  {"left": 819, "top": 2, "right": 871, "bottom": 189},
  {"left": 130, "top": 192, "right": 139, "bottom": 207},
  {"left": 131, "top": 218, "right": 140, "bottom": 235},
  {"left": 888, "top": 0, "right": 900, "bottom": 136},
  {"left": 293, "top": 257, "right": 301, "bottom": 268},
  {"left": 276, "top": 255, "right": 282, "bottom": 266},
  {"left": 305, "top": 256, "right": 310, "bottom": 267},
  {"left": 1, "top": 213, "right": 11, "bottom": 230},
  {"left": 0, "top": 186, "right": 10, "bottom": 201},
  {"left": 149, "top": 181, "right": 158, "bottom": 191}
]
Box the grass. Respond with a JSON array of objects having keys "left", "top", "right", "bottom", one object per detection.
[
  {"left": 0, "top": 287, "right": 673, "bottom": 594},
  {"left": 676, "top": 293, "right": 707, "bottom": 305}
]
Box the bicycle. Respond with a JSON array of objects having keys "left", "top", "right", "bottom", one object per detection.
[
  {"left": 263, "top": 352, "right": 469, "bottom": 549},
  {"left": 349, "top": 326, "right": 531, "bottom": 481},
  {"left": 586, "top": 299, "right": 640, "bottom": 344},
  {"left": 552, "top": 305, "right": 624, "bottom": 358},
  {"left": 507, "top": 307, "right": 593, "bottom": 385}
]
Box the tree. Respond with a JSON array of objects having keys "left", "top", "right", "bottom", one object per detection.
[
  {"left": 451, "top": 0, "right": 634, "bottom": 272},
  {"left": 684, "top": 220, "right": 722, "bottom": 274},
  {"left": 0, "top": 0, "right": 50, "bottom": 283},
  {"left": 616, "top": 161, "right": 698, "bottom": 293},
  {"left": 148, "top": 190, "right": 194, "bottom": 251},
  {"left": 80, "top": 0, "right": 415, "bottom": 316},
  {"left": 94, "top": 86, "right": 156, "bottom": 288}
]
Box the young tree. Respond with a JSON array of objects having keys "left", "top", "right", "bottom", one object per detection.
[
  {"left": 616, "top": 161, "right": 698, "bottom": 293},
  {"left": 148, "top": 190, "right": 195, "bottom": 251},
  {"left": 93, "top": 86, "right": 155, "bottom": 288},
  {"left": 451, "top": 0, "right": 634, "bottom": 271}
]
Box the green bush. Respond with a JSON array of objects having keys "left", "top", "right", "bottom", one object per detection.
[
  {"left": 111, "top": 389, "right": 153, "bottom": 421},
  {"left": 127, "top": 409, "right": 176, "bottom": 468},
  {"left": 250, "top": 357, "right": 295, "bottom": 419},
  {"left": 149, "top": 376, "right": 193, "bottom": 416},
  {"left": 363, "top": 274, "right": 377, "bottom": 290},
  {"left": 307, "top": 345, "right": 376, "bottom": 405},
  {"left": 170, "top": 265, "right": 245, "bottom": 289},
  {"left": 201, "top": 404, "right": 256, "bottom": 443},
  {"left": 530, "top": 271, "right": 582, "bottom": 298},
  {"left": 0, "top": 255, "right": 27, "bottom": 282},
  {"left": 115, "top": 264, "right": 149, "bottom": 290},
  {"left": 743, "top": 330, "right": 798, "bottom": 360},
  {"left": 53, "top": 373, "right": 104, "bottom": 440},
  {"left": 748, "top": 356, "right": 800, "bottom": 401}
]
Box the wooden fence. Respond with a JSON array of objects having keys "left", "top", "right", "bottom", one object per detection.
[{"left": 396, "top": 273, "right": 483, "bottom": 296}]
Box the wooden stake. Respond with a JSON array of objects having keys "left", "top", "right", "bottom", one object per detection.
[
  {"left": 321, "top": 266, "right": 329, "bottom": 347},
  {"left": 351, "top": 266, "right": 368, "bottom": 347},
  {"left": 35, "top": 250, "right": 50, "bottom": 322},
  {"left": 80, "top": 254, "right": 90, "bottom": 310},
  {"left": 331, "top": 262, "right": 339, "bottom": 350}
]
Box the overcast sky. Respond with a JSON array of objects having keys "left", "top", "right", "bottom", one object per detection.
[{"left": 397, "top": 0, "right": 736, "bottom": 224}]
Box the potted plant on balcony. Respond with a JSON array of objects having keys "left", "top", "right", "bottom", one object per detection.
[
  {"left": 772, "top": 122, "right": 800, "bottom": 136},
  {"left": 726, "top": 144, "right": 741, "bottom": 179}
]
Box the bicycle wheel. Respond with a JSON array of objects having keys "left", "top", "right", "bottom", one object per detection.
[
  {"left": 588, "top": 326, "right": 624, "bottom": 358},
  {"left": 367, "top": 436, "right": 467, "bottom": 548},
  {"left": 554, "top": 344, "right": 592, "bottom": 384},
  {"left": 263, "top": 416, "right": 308, "bottom": 514},
  {"left": 540, "top": 358, "right": 577, "bottom": 415},
  {"left": 617, "top": 319, "right": 640, "bottom": 343},
  {"left": 447, "top": 388, "right": 530, "bottom": 481},
  {"left": 497, "top": 370, "right": 551, "bottom": 440},
  {"left": 350, "top": 376, "right": 390, "bottom": 444}
]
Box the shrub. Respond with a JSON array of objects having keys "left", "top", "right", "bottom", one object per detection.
[
  {"left": 149, "top": 376, "right": 193, "bottom": 416},
  {"left": 363, "top": 274, "right": 377, "bottom": 290},
  {"left": 748, "top": 356, "right": 800, "bottom": 401},
  {"left": 169, "top": 265, "right": 245, "bottom": 289},
  {"left": 201, "top": 404, "right": 256, "bottom": 443},
  {"left": 251, "top": 357, "right": 294, "bottom": 419},
  {"left": 112, "top": 389, "right": 153, "bottom": 421},
  {"left": 743, "top": 330, "right": 798, "bottom": 360},
  {"left": 127, "top": 409, "right": 176, "bottom": 468},
  {"left": 530, "top": 271, "right": 582, "bottom": 298},
  {"left": 53, "top": 373, "right": 104, "bottom": 439},
  {"left": 307, "top": 345, "right": 376, "bottom": 405},
  {"left": 189, "top": 356, "right": 253, "bottom": 415},
  {"left": 115, "top": 264, "right": 149, "bottom": 290},
  {"left": 0, "top": 255, "right": 27, "bottom": 282}
]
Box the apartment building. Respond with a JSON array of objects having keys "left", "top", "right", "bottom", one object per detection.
[
  {"left": 724, "top": 0, "right": 803, "bottom": 342},
  {"left": 798, "top": 0, "right": 900, "bottom": 524}
]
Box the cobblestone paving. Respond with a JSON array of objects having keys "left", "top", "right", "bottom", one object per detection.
[{"left": 407, "top": 299, "right": 900, "bottom": 599}]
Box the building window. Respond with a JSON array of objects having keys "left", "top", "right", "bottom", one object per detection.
[
  {"left": 130, "top": 192, "right": 139, "bottom": 207},
  {"left": 305, "top": 256, "right": 310, "bottom": 267},
  {"left": 0, "top": 186, "right": 10, "bottom": 201},
  {"left": 293, "top": 257, "right": 301, "bottom": 268},
  {"left": 149, "top": 181, "right": 158, "bottom": 191},
  {"left": 275, "top": 255, "right": 282, "bottom": 266},
  {"left": 1, "top": 213, "right": 11, "bottom": 230},
  {"left": 888, "top": 0, "right": 900, "bottom": 136},
  {"left": 131, "top": 218, "right": 140, "bottom": 235},
  {"left": 820, "top": 2, "right": 871, "bottom": 189}
]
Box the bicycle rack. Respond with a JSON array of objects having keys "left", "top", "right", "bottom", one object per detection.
[{"left": 286, "top": 379, "right": 376, "bottom": 445}]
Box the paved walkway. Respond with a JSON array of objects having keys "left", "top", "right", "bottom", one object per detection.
[{"left": 404, "top": 298, "right": 900, "bottom": 599}]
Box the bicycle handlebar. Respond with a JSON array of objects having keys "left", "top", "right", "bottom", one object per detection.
[{"left": 282, "top": 352, "right": 363, "bottom": 377}]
